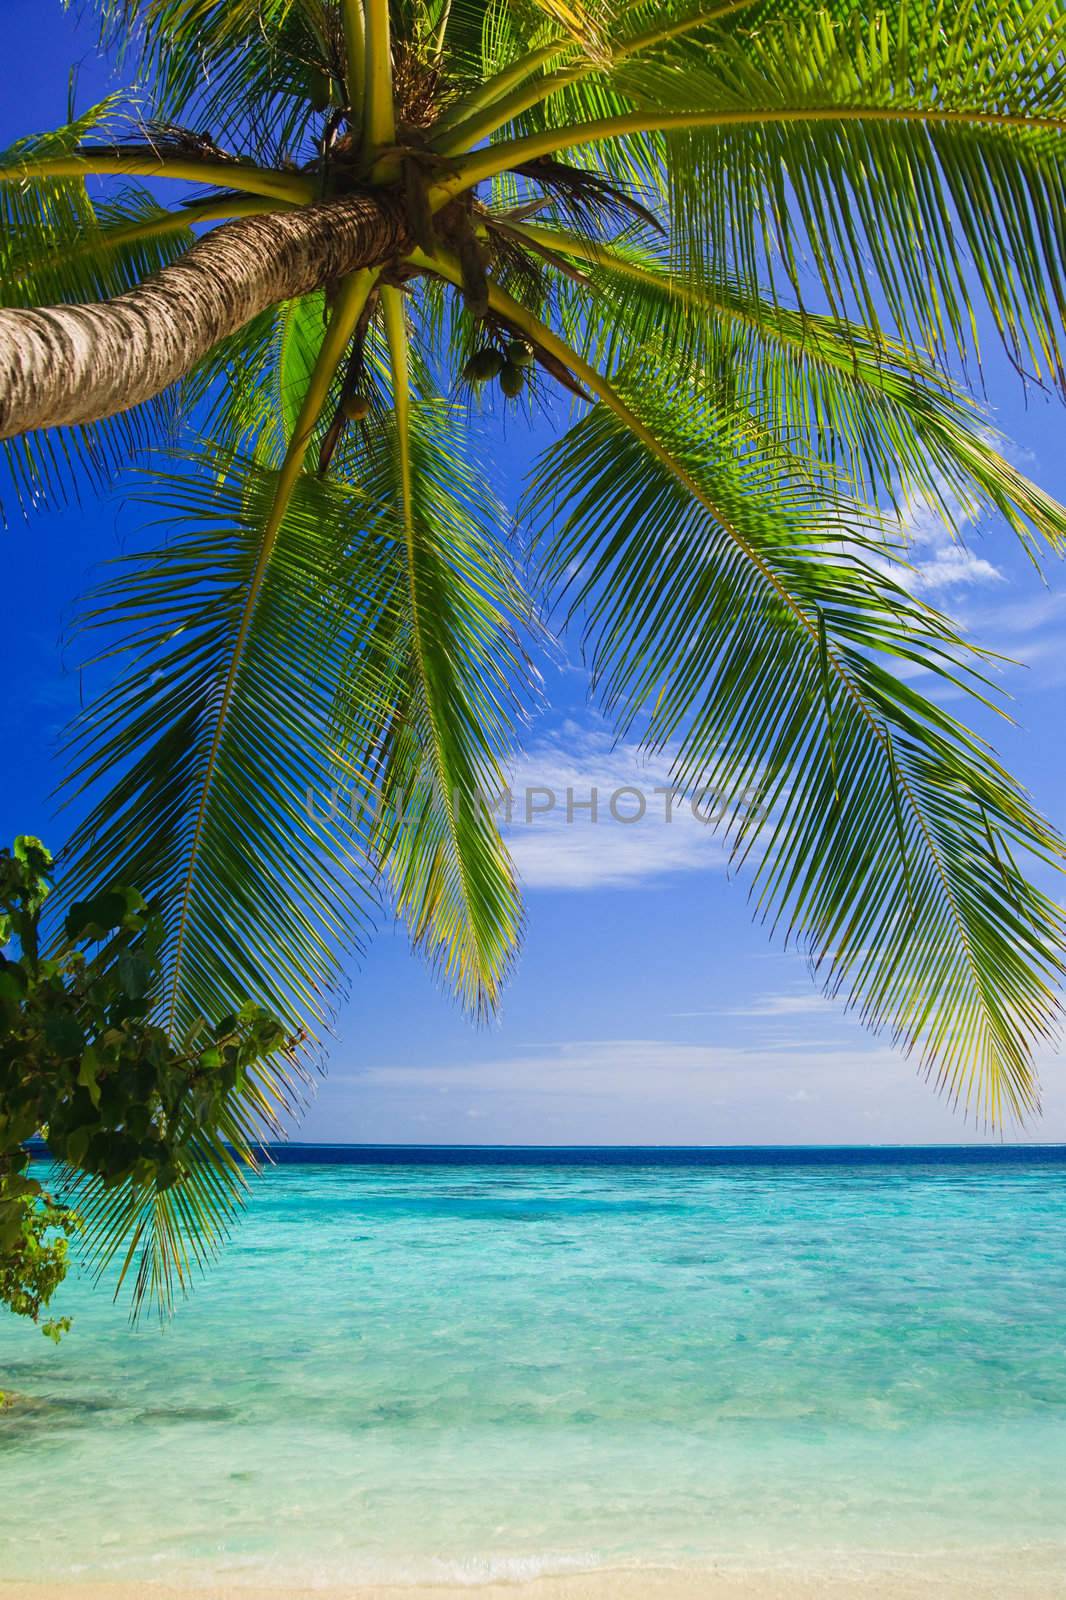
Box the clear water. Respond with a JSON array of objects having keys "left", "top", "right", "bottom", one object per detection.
[{"left": 2, "top": 1152, "right": 1065, "bottom": 1586}]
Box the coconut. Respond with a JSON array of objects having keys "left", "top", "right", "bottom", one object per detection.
[
  {"left": 506, "top": 340, "right": 534, "bottom": 368},
  {"left": 309, "top": 69, "right": 332, "bottom": 112},
  {"left": 499, "top": 362, "right": 526, "bottom": 398},
  {"left": 343, "top": 395, "right": 371, "bottom": 422},
  {"left": 463, "top": 347, "right": 506, "bottom": 384}
]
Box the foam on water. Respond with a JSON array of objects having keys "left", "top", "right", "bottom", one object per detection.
[{"left": 1, "top": 1154, "right": 1065, "bottom": 1584}]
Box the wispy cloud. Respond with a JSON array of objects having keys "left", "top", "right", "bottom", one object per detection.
[
  {"left": 726, "top": 992, "right": 837, "bottom": 1018},
  {"left": 322, "top": 1034, "right": 1066, "bottom": 1143},
  {"left": 907, "top": 543, "right": 1002, "bottom": 592},
  {"left": 501, "top": 723, "right": 729, "bottom": 891},
  {"left": 962, "top": 589, "right": 1066, "bottom": 638},
  {"left": 336, "top": 1037, "right": 901, "bottom": 1110},
  {"left": 958, "top": 587, "right": 1066, "bottom": 690}
]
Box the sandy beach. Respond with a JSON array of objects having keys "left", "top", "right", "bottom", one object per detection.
[{"left": 4, "top": 1559, "right": 1066, "bottom": 1600}]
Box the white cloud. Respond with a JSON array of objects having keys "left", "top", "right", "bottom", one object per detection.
[
  {"left": 499, "top": 725, "right": 729, "bottom": 891},
  {"left": 907, "top": 543, "right": 1002, "bottom": 592},
  {"left": 888, "top": 484, "right": 1004, "bottom": 594}
]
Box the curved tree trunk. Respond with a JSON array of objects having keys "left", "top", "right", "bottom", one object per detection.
[{"left": 0, "top": 194, "right": 409, "bottom": 440}]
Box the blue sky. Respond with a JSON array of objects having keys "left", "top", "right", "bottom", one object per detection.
[{"left": 4, "top": 0, "right": 1066, "bottom": 1145}]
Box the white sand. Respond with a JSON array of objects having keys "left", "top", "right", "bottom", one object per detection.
[{"left": 3, "top": 1556, "right": 1066, "bottom": 1599}]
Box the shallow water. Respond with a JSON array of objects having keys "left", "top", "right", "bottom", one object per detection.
[{"left": 1, "top": 1153, "right": 1065, "bottom": 1584}]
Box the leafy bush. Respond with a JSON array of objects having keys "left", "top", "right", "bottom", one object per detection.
[{"left": 0, "top": 837, "right": 288, "bottom": 1334}]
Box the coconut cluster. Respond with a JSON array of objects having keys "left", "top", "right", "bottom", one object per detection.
[{"left": 463, "top": 340, "right": 534, "bottom": 398}]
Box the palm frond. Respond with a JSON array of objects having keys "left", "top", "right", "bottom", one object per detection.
[
  {"left": 192, "top": 292, "right": 335, "bottom": 468},
  {"left": 81, "top": 0, "right": 349, "bottom": 162},
  {"left": 368, "top": 291, "right": 529, "bottom": 1011},
  {"left": 524, "top": 373, "right": 1065, "bottom": 1122},
  {"left": 54, "top": 448, "right": 389, "bottom": 1305},
  {"left": 525, "top": 224, "right": 1066, "bottom": 556},
  {"left": 442, "top": 1, "right": 1066, "bottom": 390},
  {"left": 398, "top": 253, "right": 1066, "bottom": 1123}
]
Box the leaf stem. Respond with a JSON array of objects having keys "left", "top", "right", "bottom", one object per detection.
[
  {"left": 1, "top": 154, "right": 314, "bottom": 206},
  {"left": 434, "top": 0, "right": 761, "bottom": 155},
  {"left": 431, "top": 104, "right": 1066, "bottom": 206},
  {"left": 340, "top": 0, "right": 367, "bottom": 142},
  {"left": 365, "top": 0, "right": 397, "bottom": 176},
  {"left": 430, "top": 40, "right": 575, "bottom": 139},
  {"left": 164, "top": 268, "right": 381, "bottom": 1039}
]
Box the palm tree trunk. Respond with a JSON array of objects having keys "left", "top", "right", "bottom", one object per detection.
[{"left": 0, "top": 194, "right": 408, "bottom": 440}]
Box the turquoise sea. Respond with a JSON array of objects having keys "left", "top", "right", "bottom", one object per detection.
[{"left": 1, "top": 1148, "right": 1066, "bottom": 1587}]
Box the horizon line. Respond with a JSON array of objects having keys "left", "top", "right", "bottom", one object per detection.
[{"left": 265, "top": 1139, "right": 1066, "bottom": 1150}]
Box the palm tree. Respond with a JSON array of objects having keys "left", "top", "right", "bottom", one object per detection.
[{"left": 3, "top": 0, "right": 1066, "bottom": 1308}]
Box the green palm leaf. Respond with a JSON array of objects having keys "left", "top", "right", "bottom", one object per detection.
[
  {"left": 528, "top": 224, "right": 1066, "bottom": 554},
  {"left": 82, "top": 0, "right": 351, "bottom": 158},
  {"left": 368, "top": 294, "right": 528, "bottom": 1012},
  {"left": 55, "top": 449, "right": 389, "bottom": 1306},
  {"left": 443, "top": 0, "right": 1066, "bottom": 387},
  {"left": 524, "top": 370, "right": 1065, "bottom": 1122}
]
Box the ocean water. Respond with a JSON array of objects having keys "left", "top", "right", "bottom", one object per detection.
[{"left": 1, "top": 1148, "right": 1065, "bottom": 1586}]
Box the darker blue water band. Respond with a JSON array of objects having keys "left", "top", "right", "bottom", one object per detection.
[
  {"left": 25, "top": 1139, "right": 1066, "bottom": 1165},
  {"left": 229, "top": 1141, "right": 1066, "bottom": 1166}
]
